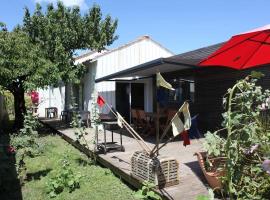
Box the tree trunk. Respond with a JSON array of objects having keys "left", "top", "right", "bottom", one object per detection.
[{"left": 12, "top": 85, "right": 26, "bottom": 129}]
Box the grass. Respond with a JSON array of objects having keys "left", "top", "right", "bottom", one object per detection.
[{"left": 1, "top": 133, "right": 135, "bottom": 200}]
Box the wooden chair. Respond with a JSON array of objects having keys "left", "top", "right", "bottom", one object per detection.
[
  {"left": 131, "top": 109, "right": 139, "bottom": 130},
  {"left": 78, "top": 111, "right": 91, "bottom": 127},
  {"left": 137, "top": 109, "right": 155, "bottom": 136},
  {"left": 160, "top": 109, "right": 177, "bottom": 133}
]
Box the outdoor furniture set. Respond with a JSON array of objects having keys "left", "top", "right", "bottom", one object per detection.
[
  {"left": 45, "top": 107, "right": 91, "bottom": 127},
  {"left": 131, "top": 108, "right": 177, "bottom": 137}
]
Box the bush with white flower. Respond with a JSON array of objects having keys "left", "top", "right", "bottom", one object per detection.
[{"left": 207, "top": 72, "right": 270, "bottom": 199}]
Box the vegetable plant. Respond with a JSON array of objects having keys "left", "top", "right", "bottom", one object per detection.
[
  {"left": 207, "top": 72, "right": 270, "bottom": 199},
  {"left": 134, "top": 181, "right": 162, "bottom": 200},
  {"left": 47, "top": 155, "right": 81, "bottom": 198}
]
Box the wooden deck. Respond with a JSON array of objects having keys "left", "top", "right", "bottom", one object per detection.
[{"left": 40, "top": 118, "right": 209, "bottom": 200}]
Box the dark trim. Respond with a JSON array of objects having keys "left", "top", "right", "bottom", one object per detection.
[
  {"left": 95, "top": 58, "right": 196, "bottom": 83},
  {"left": 104, "top": 76, "right": 152, "bottom": 82},
  {"left": 95, "top": 58, "right": 164, "bottom": 83}
]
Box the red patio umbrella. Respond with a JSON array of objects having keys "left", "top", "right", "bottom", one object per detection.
[{"left": 199, "top": 25, "right": 270, "bottom": 69}]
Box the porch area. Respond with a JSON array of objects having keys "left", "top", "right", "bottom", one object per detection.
[{"left": 40, "top": 118, "right": 209, "bottom": 200}]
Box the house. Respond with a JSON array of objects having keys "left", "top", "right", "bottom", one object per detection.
[
  {"left": 97, "top": 41, "right": 270, "bottom": 132},
  {"left": 37, "top": 36, "right": 174, "bottom": 119},
  {"left": 37, "top": 51, "right": 102, "bottom": 118}
]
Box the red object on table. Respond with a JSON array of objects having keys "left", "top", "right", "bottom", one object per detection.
[{"left": 199, "top": 25, "right": 270, "bottom": 70}]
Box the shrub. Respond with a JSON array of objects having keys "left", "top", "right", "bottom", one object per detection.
[
  {"left": 207, "top": 72, "right": 270, "bottom": 199},
  {"left": 10, "top": 111, "right": 40, "bottom": 183},
  {"left": 47, "top": 155, "right": 81, "bottom": 198}
]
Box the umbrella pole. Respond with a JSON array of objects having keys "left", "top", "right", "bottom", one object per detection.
[
  {"left": 151, "top": 101, "right": 188, "bottom": 155},
  {"left": 156, "top": 87, "right": 160, "bottom": 156}
]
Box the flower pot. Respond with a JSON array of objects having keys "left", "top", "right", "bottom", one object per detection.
[{"left": 195, "top": 152, "right": 225, "bottom": 190}]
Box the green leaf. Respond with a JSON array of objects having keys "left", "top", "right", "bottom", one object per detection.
[
  {"left": 196, "top": 195, "right": 209, "bottom": 200},
  {"left": 134, "top": 192, "right": 145, "bottom": 199},
  {"left": 68, "top": 180, "right": 74, "bottom": 186},
  {"left": 147, "top": 191, "right": 161, "bottom": 200}
]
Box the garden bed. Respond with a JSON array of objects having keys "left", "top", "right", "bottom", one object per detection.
[{"left": 0, "top": 133, "right": 135, "bottom": 200}]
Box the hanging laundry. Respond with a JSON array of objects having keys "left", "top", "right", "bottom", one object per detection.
[
  {"left": 156, "top": 72, "right": 175, "bottom": 90},
  {"left": 117, "top": 112, "right": 123, "bottom": 128},
  {"left": 181, "top": 130, "right": 190, "bottom": 147}
]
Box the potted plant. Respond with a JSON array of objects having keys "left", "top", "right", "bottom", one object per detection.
[{"left": 195, "top": 131, "right": 226, "bottom": 190}]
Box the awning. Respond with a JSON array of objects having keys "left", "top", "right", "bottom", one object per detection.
[{"left": 95, "top": 57, "right": 197, "bottom": 83}]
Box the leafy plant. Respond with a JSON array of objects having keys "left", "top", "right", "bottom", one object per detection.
[
  {"left": 203, "top": 131, "right": 225, "bottom": 157},
  {"left": 134, "top": 181, "right": 162, "bottom": 200},
  {"left": 70, "top": 113, "right": 89, "bottom": 147},
  {"left": 10, "top": 111, "right": 41, "bottom": 183},
  {"left": 2, "top": 90, "right": 14, "bottom": 119},
  {"left": 196, "top": 189, "right": 214, "bottom": 200},
  {"left": 47, "top": 155, "right": 81, "bottom": 198},
  {"left": 210, "top": 72, "right": 270, "bottom": 199},
  {"left": 70, "top": 109, "right": 97, "bottom": 163}
]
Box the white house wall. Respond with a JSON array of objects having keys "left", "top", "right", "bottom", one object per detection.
[
  {"left": 86, "top": 37, "right": 173, "bottom": 114},
  {"left": 95, "top": 38, "right": 173, "bottom": 79},
  {"left": 38, "top": 84, "right": 65, "bottom": 118},
  {"left": 37, "top": 37, "right": 173, "bottom": 117}
]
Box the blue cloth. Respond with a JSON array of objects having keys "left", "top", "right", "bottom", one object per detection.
[
  {"left": 189, "top": 114, "right": 201, "bottom": 138},
  {"left": 157, "top": 88, "right": 168, "bottom": 107}
]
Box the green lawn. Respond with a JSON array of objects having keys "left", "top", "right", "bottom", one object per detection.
[{"left": 1, "top": 134, "right": 135, "bottom": 200}]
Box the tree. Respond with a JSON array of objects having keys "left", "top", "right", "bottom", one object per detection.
[
  {"left": 0, "top": 28, "right": 55, "bottom": 128},
  {"left": 0, "top": 2, "right": 118, "bottom": 128},
  {"left": 23, "top": 2, "right": 118, "bottom": 81}
]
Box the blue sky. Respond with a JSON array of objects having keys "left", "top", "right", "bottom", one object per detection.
[{"left": 1, "top": 0, "right": 270, "bottom": 54}]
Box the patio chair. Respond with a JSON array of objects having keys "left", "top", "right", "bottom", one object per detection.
[
  {"left": 137, "top": 109, "right": 154, "bottom": 136},
  {"left": 160, "top": 109, "right": 177, "bottom": 136},
  {"left": 78, "top": 111, "right": 91, "bottom": 128},
  {"left": 45, "top": 107, "right": 58, "bottom": 119},
  {"left": 60, "top": 110, "right": 68, "bottom": 122},
  {"left": 131, "top": 109, "right": 140, "bottom": 130}
]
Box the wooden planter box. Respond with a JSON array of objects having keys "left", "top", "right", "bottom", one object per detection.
[
  {"left": 195, "top": 152, "right": 225, "bottom": 190},
  {"left": 131, "top": 151, "right": 179, "bottom": 188}
]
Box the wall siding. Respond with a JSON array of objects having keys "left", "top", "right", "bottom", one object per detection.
[
  {"left": 195, "top": 66, "right": 270, "bottom": 132},
  {"left": 37, "top": 37, "right": 173, "bottom": 117},
  {"left": 86, "top": 38, "right": 173, "bottom": 114}
]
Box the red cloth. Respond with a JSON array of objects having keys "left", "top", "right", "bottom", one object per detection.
[
  {"left": 181, "top": 130, "right": 190, "bottom": 147},
  {"left": 199, "top": 27, "right": 270, "bottom": 69},
  {"left": 97, "top": 95, "right": 105, "bottom": 107}
]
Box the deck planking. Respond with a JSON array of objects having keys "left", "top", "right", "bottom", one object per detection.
[{"left": 40, "top": 118, "right": 209, "bottom": 200}]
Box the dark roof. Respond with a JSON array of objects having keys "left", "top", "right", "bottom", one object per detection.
[
  {"left": 95, "top": 42, "right": 225, "bottom": 82},
  {"left": 167, "top": 42, "right": 225, "bottom": 65}
]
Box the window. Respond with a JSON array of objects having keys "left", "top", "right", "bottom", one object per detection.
[{"left": 168, "top": 78, "right": 195, "bottom": 104}]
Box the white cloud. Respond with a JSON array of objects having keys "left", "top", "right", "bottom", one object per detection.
[{"left": 35, "top": 0, "right": 88, "bottom": 9}]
